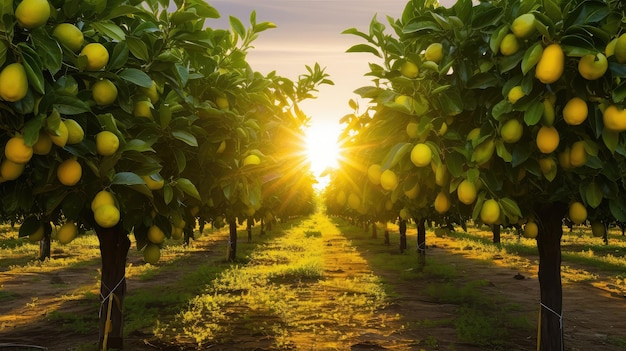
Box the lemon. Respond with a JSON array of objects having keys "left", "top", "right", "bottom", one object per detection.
[
  {"left": 434, "top": 191, "right": 451, "bottom": 214},
  {"left": 5, "top": 136, "right": 33, "bottom": 164},
  {"left": 406, "top": 122, "right": 419, "bottom": 139},
  {"left": 538, "top": 157, "right": 556, "bottom": 176},
  {"left": 0, "top": 63, "right": 29, "bottom": 102},
  {"left": 562, "top": 97, "right": 588, "bottom": 125},
  {"left": 80, "top": 43, "right": 109, "bottom": 71},
  {"left": 348, "top": 193, "right": 361, "bottom": 210},
  {"left": 91, "top": 190, "right": 116, "bottom": 213},
  {"left": 523, "top": 221, "right": 538, "bottom": 239},
  {"left": 435, "top": 163, "right": 448, "bottom": 187},
  {"left": 480, "top": 199, "right": 501, "bottom": 225},
  {"left": 536, "top": 126, "right": 559, "bottom": 154},
  {"left": 242, "top": 154, "right": 261, "bottom": 166},
  {"left": 535, "top": 43, "right": 564, "bottom": 84},
  {"left": 507, "top": 86, "right": 525, "bottom": 104},
  {"left": 95, "top": 131, "right": 120, "bottom": 156},
  {"left": 404, "top": 183, "right": 420, "bottom": 199},
  {"left": 424, "top": 43, "right": 443, "bottom": 63},
  {"left": 65, "top": 119, "right": 84, "bottom": 144},
  {"left": 57, "top": 221, "right": 78, "bottom": 244},
  {"left": 142, "top": 174, "right": 164, "bottom": 190},
  {"left": 606, "top": 38, "right": 618, "bottom": 57},
  {"left": 133, "top": 100, "right": 153, "bottom": 119},
  {"left": 542, "top": 96, "right": 556, "bottom": 126},
  {"left": 614, "top": 33, "right": 626, "bottom": 63},
  {"left": 49, "top": 120, "right": 69, "bottom": 147},
  {"left": 578, "top": 53, "right": 608, "bottom": 80},
  {"left": 94, "top": 204, "right": 120, "bottom": 228},
  {"left": 216, "top": 96, "right": 229, "bottom": 109},
  {"left": 32, "top": 132, "right": 53, "bottom": 155},
  {"left": 558, "top": 147, "right": 572, "bottom": 170},
  {"left": 92, "top": 79, "right": 118, "bottom": 105},
  {"left": 500, "top": 33, "right": 520, "bottom": 56},
  {"left": 568, "top": 201, "right": 587, "bottom": 225},
  {"left": 399, "top": 208, "right": 409, "bottom": 221},
  {"left": 472, "top": 139, "right": 495, "bottom": 166},
  {"left": 15, "top": 0, "right": 50, "bottom": 29},
  {"left": 216, "top": 140, "right": 226, "bottom": 154},
  {"left": 171, "top": 226, "right": 183, "bottom": 240},
  {"left": 147, "top": 225, "right": 165, "bottom": 244},
  {"left": 500, "top": 118, "right": 523, "bottom": 143},
  {"left": 457, "top": 179, "right": 477, "bottom": 205},
  {"left": 511, "top": 13, "right": 536, "bottom": 38},
  {"left": 336, "top": 190, "right": 346, "bottom": 206},
  {"left": 410, "top": 143, "right": 432, "bottom": 167},
  {"left": 380, "top": 169, "right": 398, "bottom": 191},
  {"left": 143, "top": 244, "right": 161, "bottom": 264},
  {"left": 140, "top": 80, "right": 159, "bottom": 103},
  {"left": 591, "top": 221, "right": 605, "bottom": 238},
  {"left": 569, "top": 141, "right": 587, "bottom": 167},
  {"left": 466, "top": 127, "right": 481, "bottom": 141},
  {"left": 28, "top": 223, "right": 45, "bottom": 242},
  {"left": 52, "top": 23, "right": 84, "bottom": 52},
  {"left": 367, "top": 164, "right": 382, "bottom": 185},
  {"left": 0, "top": 160, "right": 25, "bottom": 180},
  {"left": 57, "top": 158, "right": 82, "bottom": 186},
  {"left": 400, "top": 61, "right": 419, "bottom": 78},
  {"left": 603, "top": 105, "right": 626, "bottom": 132}
]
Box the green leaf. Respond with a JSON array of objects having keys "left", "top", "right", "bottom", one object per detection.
[
  {"left": 345, "top": 44, "right": 381, "bottom": 57},
  {"left": 446, "top": 152, "right": 466, "bottom": 178},
  {"left": 492, "top": 100, "right": 512, "bottom": 120},
  {"left": 90, "top": 21, "right": 126, "bottom": 41},
  {"left": 495, "top": 140, "right": 512, "bottom": 162},
  {"left": 602, "top": 129, "right": 618, "bottom": 154},
  {"left": 175, "top": 178, "right": 201, "bottom": 200},
  {"left": 111, "top": 172, "right": 145, "bottom": 185},
  {"left": 467, "top": 73, "right": 499, "bottom": 89},
  {"left": 119, "top": 68, "right": 152, "bottom": 87},
  {"left": 609, "top": 197, "right": 626, "bottom": 222},
  {"left": 30, "top": 28, "right": 63, "bottom": 75},
  {"left": 524, "top": 100, "right": 544, "bottom": 126},
  {"left": 489, "top": 24, "right": 509, "bottom": 54},
  {"left": 18, "top": 216, "right": 41, "bottom": 238},
  {"left": 172, "top": 130, "right": 198, "bottom": 147},
  {"left": 53, "top": 95, "right": 90, "bottom": 115},
  {"left": 173, "top": 148, "right": 186, "bottom": 174},
  {"left": 585, "top": 182, "right": 602, "bottom": 208},
  {"left": 126, "top": 36, "right": 150, "bottom": 62},
  {"left": 229, "top": 15, "right": 246, "bottom": 38},
  {"left": 18, "top": 43, "right": 45, "bottom": 95},
  {"left": 612, "top": 80, "right": 626, "bottom": 103},
  {"left": 123, "top": 139, "right": 155, "bottom": 152},
  {"left": 542, "top": 0, "right": 562, "bottom": 23},
  {"left": 499, "top": 198, "right": 522, "bottom": 219},
  {"left": 103, "top": 5, "right": 143, "bottom": 20},
  {"left": 163, "top": 184, "right": 173, "bottom": 205},
  {"left": 521, "top": 42, "right": 543, "bottom": 75},
  {"left": 381, "top": 143, "right": 412, "bottom": 170},
  {"left": 23, "top": 114, "right": 46, "bottom": 146}
]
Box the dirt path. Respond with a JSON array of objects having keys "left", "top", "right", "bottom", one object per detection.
[{"left": 0, "top": 214, "right": 625, "bottom": 351}]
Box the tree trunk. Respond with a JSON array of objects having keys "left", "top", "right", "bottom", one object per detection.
[
  {"left": 96, "top": 224, "right": 130, "bottom": 350},
  {"left": 384, "top": 228, "right": 390, "bottom": 245},
  {"left": 227, "top": 219, "right": 237, "bottom": 262},
  {"left": 38, "top": 231, "right": 51, "bottom": 261},
  {"left": 260, "top": 218, "right": 266, "bottom": 235},
  {"left": 372, "top": 222, "right": 377, "bottom": 239},
  {"left": 399, "top": 219, "right": 407, "bottom": 253},
  {"left": 247, "top": 218, "right": 252, "bottom": 243},
  {"left": 416, "top": 218, "right": 426, "bottom": 269},
  {"left": 536, "top": 202, "right": 567, "bottom": 351},
  {"left": 492, "top": 224, "right": 501, "bottom": 244}
]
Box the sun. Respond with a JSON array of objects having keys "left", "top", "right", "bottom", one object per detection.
[{"left": 305, "top": 124, "right": 341, "bottom": 188}]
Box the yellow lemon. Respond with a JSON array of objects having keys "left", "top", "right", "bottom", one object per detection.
[
  {"left": 336, "top": 190, "right": 346, "bottom": 206},
  {"left": 543, "top": 96, "right": 556, "bottom": 126},
  {"left": 140, "top": 80, "right": 159, "bottom": 103},
  {"left": 65, "top": 119, "right": 84, "bottom": 144},
  {"left": 568, "top": 201, "right": 587, "bottom": 225},
  {"left": 133, "top": 100, "right": 153, "bottom": 119},
  {"left": 147, "top": 225, "right": 165, "bottom": 244},
  {"left": 80, "top": 43, "right": 109, "bottom": 71},
  {"left": 466, "top": 127, "right": 481, "bottom": 141},
  {"left": 480, "top": 199, "right": 501, "bottom": 225},
  {"left": 5, "top": 136, "right": 33, "bottom": 164},
  {"left": 500, "top": 33, "right": 520, "bottom": 56},
  {"left": 242, "top": 154, "right": 261, "bottom": 166},
  {"left": 591, "top": 221, "right": 605, "bottom": 237},
  {"left": 523, "top": 221, "right": 538, "bottom": 239},
  {"left": 536, "top": 126, "right": 559, "bottom": 153},
  {"left": 606, "top": 38, "right": 618, "bottom": 57},
  {"left": 435, "top": 163, "right": 448, "bottom": 187},
  {"left": 400, "top": 61, "right": 419, "bottom": 78},
  {"left": 569, "top": 141, "right": 587, "bottom": 167},
  {"left": 28, "top": 223, "right": 45, "bottom": 242},
  {"left": 49, "top": 120, "right": 69, "bottom": 147},
  {"left": 32, "top": 132, "right": 52, "bottom": 155},
  {"left": 143, "top": 244, "right": 161, "bottom": 264},
  {"left": 57, "top": 221, "right": 78, "bottom": 244},
  {"left": 57, "top": 158, "right": 82, "bottom": 186},
  {"left": 52, "top": 23, "right": 84, "bottom": 51},
  {"left": 500, "top": 118, "right": 523, "bottom": 143},
  {"left": 0, "top": 63, "right": 29, "bottom": 102},
  {"left": 380, "top": 169, "right": 398, "bottom": 191},
  {"left": 367, "top": 164, "right": 382, "bottom": 185},
  {"left": 472, "top": 139, "right": 495, "bottom": 166},
  {"left": 348, "top": 193, "right": 361, "bottom": 211},
  {"left": 562, "top": 97, "right": 588, "bottom": 125},
  {"left": 507, "top": 86, "right": 525, "bottom": 104},
  {"left": 15, "top": 0, "right": 50, "bottom": 29},
  {"left": 216, "top": 140, "right": 226, "bottom": 154},
  {"left": 406, "top": 121, "right": 419, "bottom": 139},
  {"left": 171, "top": 226, "right": 183, "bottom": 240},
  {"left": 94, "top": 204, "right": 120, "bottom": 228},
  {"left": 434, "top": 191, "right": 451, "bottom": 214},
  {"left": 95, "top": 131, "right": 120, "bottom": 156},
  {"left": 92, "top": 79, "right": 118, "bottom": 105},
  {"left": 216, "top": 96, "right": 229, "bottom": 109},
  {"left": 538, "top": 157, "right": 556, "bottom": 176},
  {"left": 142, "top": 174, "right": 164, "bottom": 190},
  {"left": 578, "top": 53, "right": 608, "bottom": 80},
  {"left": 399, "top": 208, "right": 410, "bottom": 220},
  {"left": 410, "top": 143, "right": 432, "bottom": 167},
  {"left": 91, "top": 190, "right": 116, "bottom": 213},
  {"left": 558, "top": 147, "right": 572, "bottom": 170},
  {"left": 535, "top": 43, "right": 564, "bottom": 84},
  {"left": 404, "top": 182, "right": 420, "bottom": 199},
  {"left": 603, "top": 105, "right": 626, "bottom": 132},
  {"left": 511, "top": 13, "right": 536, "bottom": 38},
  {"left": 424, "top": 43, "right": 443, "bottom": 63},
  {"left": 614, "top": 33, "right": 626, "bottom": 63},
  {"left": 0, "top": 160, "right": 25, "bottom": 180},
  {"left": 457, "top": 179, "right": 477, "bottom": 205}
]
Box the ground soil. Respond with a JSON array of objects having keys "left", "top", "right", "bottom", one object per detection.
[{"left": 1, "top": 215, "right": 625, "bottom": 351}]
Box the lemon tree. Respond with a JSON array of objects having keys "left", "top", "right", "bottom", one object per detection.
[{"left": 328, "top": 0, "right": 626, "bottom": 350}]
